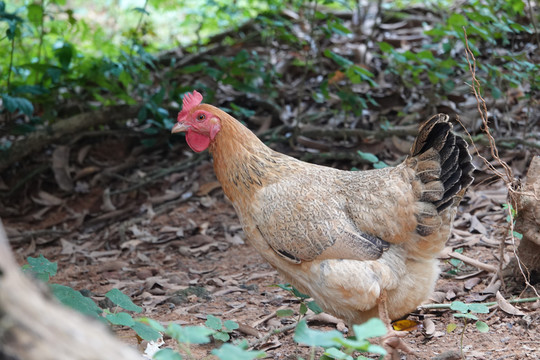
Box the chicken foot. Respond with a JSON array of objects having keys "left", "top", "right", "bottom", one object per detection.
[{"left": 377, "top": 290, "right": 413, "bottom": 359}]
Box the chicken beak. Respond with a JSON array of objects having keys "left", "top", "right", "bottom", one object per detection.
[{"left": 171, "top": 122, "right": 190, "bottom": 134}]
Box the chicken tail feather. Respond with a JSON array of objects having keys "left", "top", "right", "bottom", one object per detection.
[{"left": 410, "top": 114, "right": 474, "bottom": 235}]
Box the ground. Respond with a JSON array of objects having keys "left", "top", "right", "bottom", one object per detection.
[{"left": 2, "top": 135, "right": 539, "bottom": 360}]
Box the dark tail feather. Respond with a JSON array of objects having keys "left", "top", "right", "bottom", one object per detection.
[{"left": 410, "top": 114, "right": 474, "bottom": 235}]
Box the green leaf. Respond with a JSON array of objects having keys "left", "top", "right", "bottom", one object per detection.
[
  {"left": 133, "top": 6, "right": 150, "bottom": 15},
  {"left": 365, "top": 344, "right": 387, "bottom": 355},
  {"left": 50, "top": 284, "right": 102, "bottom": 318},
  {"left": 450, "top": 301, "right": 468, "bottom": 313},
  {"left": 291, "top": 286, "right": 311, "bottom": 299},
  {"left": 299, "top": 302, "right": 308, "bottom": 315},
  {"left": 105, "top": 288, "right": 142, "bottom": 313},
  {"left": 454, "top": 313, "right": 478, "bottom": 320},
  {"left": 167, "top": 324, "right": 214, "bottom": 344},
  {"left": 475, "top": 321, "right": 489, "bottom": 333},
  {"left": 54, "top": 42, "right": 74, "bottom": 69},
  {"left": 324, "top": 347, "right": 352, "bottom": 359},
  {"left": 294, "top": 319, "right": 343, "bottom": 347},
  {"left": 468, "top": 303, "right": 489, "bottom": 314},
  {"left": 447, "top": 322, "right": 458, "bottom": 333},
  {"left": 211, "top": 343, "right": 266, "bottom": 360},
  {"left": 105, "top": 312, "right": 135, "bottom": 327},
  {"left": 306, "top": 300, "right": 323, "bottom": 314},
  {"left": 138, "top": 317, "right": 166, "bottom": 333},
  {"left": 27, "top": 3, "right": 43, "bottom": 26},
  {"left": 324, "top": 49, "right": 353, "bottom": 68},
  {"left": 276, "top": 309, "right": 295, "bottom": 318},
  {"left": 224, "top": 320, "right": 239, "bottom": 331},
  {"left": 448, "top": 13, "right": 468, "bottom": 27},
  {"left": 512, "top": 231, "right": 523, "bottom": 240},
  {"left": 132, "top": 322, "right": 161, "bottom": 341},
  {"left": 378, "top": 42, "right": 394, "bottom": 53},
  {"left": 1, "top": 94, "right": 34, "bottom": 117},
  {"left": 357, "top": 150, "right": 379, "bottom": 164},
  {"left": 205, "top": 314, "right": 223, "bottom": 330},
  {"left": 154, "top": 348, "right": 183, "bottom": 360},
  {"left": 23, "top": 255, "right": 57, "bottom": 282},
  {"left": 352, "top": 318, "right": 387, "bottom": 340},
  {"left": 213, "top": 331, "right": 230, "bottom": 342}
]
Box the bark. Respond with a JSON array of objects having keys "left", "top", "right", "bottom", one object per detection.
[
  {"left": 0, "top": 105, "right": 139, "bottom": 172},
  {"left": 514, "top": 155, "right": 540, "bottom": 283},
  {"left": 0, "top": 222, "right": 143, "bottom": 360}
]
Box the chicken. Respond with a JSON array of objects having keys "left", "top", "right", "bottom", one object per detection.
[{"left": 172, "top": 91, "right": 474, "bottom": 349}]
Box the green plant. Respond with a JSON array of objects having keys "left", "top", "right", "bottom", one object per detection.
[
  {"left": 447, "top": 301, "right": 489, "bottom": 357},
  {"left": 294, "top": 318, "right": 387, "bottom": 360},
  {"left": 21, "top": 254, "right": 266, "bottom": 360},
  {"left": 276, "top": 283, "right": 323, "bottom": 322},
  {"left": 23, "top": 255, "right": 160, "bottom": 341},
  {"left": 503, "top": 203, "right": 523, "bottom": 240},
  {"left": 205, "top": 314, "right": 240, "bottom": 342}
]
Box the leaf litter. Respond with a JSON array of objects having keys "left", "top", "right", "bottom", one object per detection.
[{"left": 1, "top": 3, "right": 539, "bottom": 360}]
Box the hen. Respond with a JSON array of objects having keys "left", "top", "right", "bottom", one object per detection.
[{"left": 172, "top": 91, "right": 474, "bottom": 349}]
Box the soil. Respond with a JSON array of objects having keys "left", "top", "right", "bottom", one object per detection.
[{"left": 2, "top": 136, "right": 539, "bottom": 360}]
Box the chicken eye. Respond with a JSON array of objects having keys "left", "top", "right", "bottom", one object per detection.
[{"left": 197, "top": 114, "right": 206, "bottom": 121}]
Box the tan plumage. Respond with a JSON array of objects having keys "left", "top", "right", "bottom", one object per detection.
[{"left": 172, "top": 92, "right": 474, "bottom": 333}]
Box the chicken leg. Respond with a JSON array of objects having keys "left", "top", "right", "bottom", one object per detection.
[{"left": 378, "top": 290, "right": 413, "bottom": 359}]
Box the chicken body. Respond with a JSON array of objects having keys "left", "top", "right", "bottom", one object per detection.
[{"left": 172, "top": 91, "right": 474, "bottom": 328}]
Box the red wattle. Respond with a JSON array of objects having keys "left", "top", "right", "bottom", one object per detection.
[{"left": 186, "top": 130, "right": 211, "bottom": 152}]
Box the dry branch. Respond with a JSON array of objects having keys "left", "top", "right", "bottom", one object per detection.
[
  {"left": 0, "top": 222, "right": 143, "bottom": 360},
  {"left": 0, "top": 105, "right": 139, "bottom": 172}
]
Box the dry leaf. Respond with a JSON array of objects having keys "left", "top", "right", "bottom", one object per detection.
[
  {"left": 482, "top": 280, "right": 501, "bottom": 295},
  {"left": 392, "top": 319, "right": 419, "bottom": 332},
  {"left": 52, "top": 145, "right": 74, "bottom": 192},
  {"left": 32, "top": 191, "right": 63, "bottom": 206},
  {"left": 196, "top": 181, "right": 222, "bottom": 196},
  {"left": 423, "top": 318, "right": 435, "bottom": 337},
  {"left": 464, "top": 277, "right": 481, "bottom": 290},
  {"left": 101, "top": 188, "right": 116, "bottom": 212},
  {"left": 496, "top": 291, "right": 525, "bottom": 316}
]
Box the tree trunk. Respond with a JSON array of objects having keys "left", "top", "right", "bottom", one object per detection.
[
  {"left": 514, "top": 155, "right": 540, "bottom": 284},
  {"left": 0, "top": 222, "right": 143, "bottom": 360}
]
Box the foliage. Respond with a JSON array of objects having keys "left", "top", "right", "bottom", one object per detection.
[
  {"left": 294, "top": 318, "right": 387, "bottom": 360},
  {"left": 503, "top": 203, "right": 523, "bottom": 240},
  {"left": 276, "top": 283, "right": 324, "bottom": 322},
  {"left": 23, "top": 254, "right": 160, "bottom": 340},
  {"left": 1, "top": 0, "right": 536, "bottom": 157},
  {"left": 379, "top": 0, "right": 538, "bottom": 104},
  {"left": 205, "top": 314, "right": 240, "bottom": 342},
  {"left": 21, "top": 254, "right": 266, "bottom": 360},
  {"left": 447, "top": 301, "right": 490, "bottom": 358}
]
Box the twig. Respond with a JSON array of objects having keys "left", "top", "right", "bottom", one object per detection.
[
  {"left": 248, "top": 323, "right": 297, "bottom": 349},
  {"left": 449, "top": 251, "right": 498, "bottom": 274},
  {"left": 8, "top": 229, "right": 71, "bottom": 243},
  {"left": 109, "top": 152, "right": 208, "bottom": 195},
  {"left": 418, "top": 297, "right": 539, "bottom": 310}
]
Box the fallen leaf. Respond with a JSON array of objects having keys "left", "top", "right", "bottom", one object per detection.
[
  {"left": 423, "top": 318, "right": 435, "bottom": 337},
  {"left": 52, "top": 145, "right": 74, "bottom": 192},
  {"left": 482, "top": 280, "right": 501, "bottom": 295},
  {"left": 496, "top": 291, "right": 525, "bottom": 316},
  {"left": 32, "top": 191, "right": 63, "bottom": 206},
  {"left": 392, "top": 319, "right": 419, "bottom": 331},
  {"left": 196, "top": 181, "right": 222, "bottom": 196},
  {"left": 464, "top": 277, "right": 481, "bottom": 290}
]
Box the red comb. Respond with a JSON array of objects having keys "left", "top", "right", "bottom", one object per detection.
[{"left": 177, "top": 90, "right": 203, "bottom": 120}]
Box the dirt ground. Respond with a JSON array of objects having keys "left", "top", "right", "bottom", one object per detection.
[{"left": 2, "top": 136, "right": 540, "bottom": 360}]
